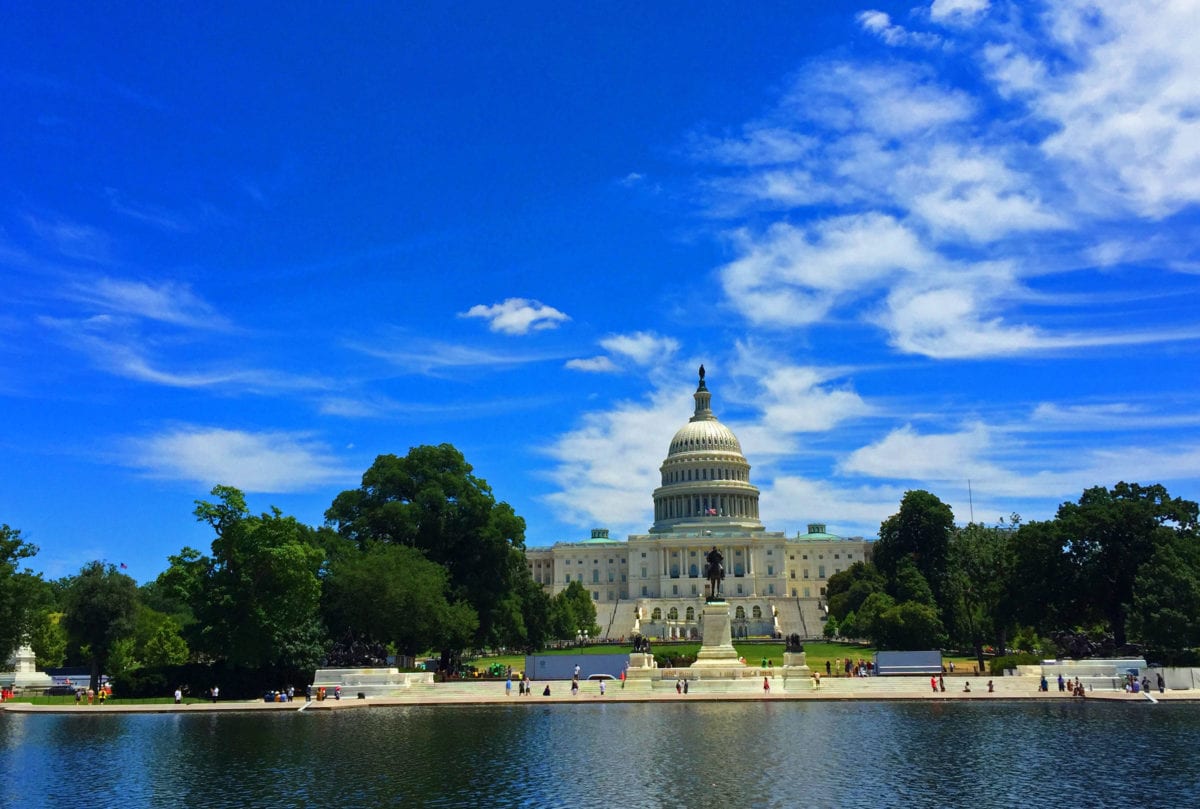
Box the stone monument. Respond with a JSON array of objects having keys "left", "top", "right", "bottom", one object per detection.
[
  {"left": 0, "top": 643, "right": 54, "bottom": 693},
  {"left": 690, "top": 546, "right": 745, "bottom": 672}
]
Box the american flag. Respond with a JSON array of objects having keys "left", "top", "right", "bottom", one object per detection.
[{"left": 706, "top": 508, "right": 718, "bottom": 516}]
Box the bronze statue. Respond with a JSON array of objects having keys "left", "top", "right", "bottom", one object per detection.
[
  {"left": 698, "top": 364, "right": 705, "bottom": 382},
  {"left": 703, "top": 546, "right": 724, "bottom": 601}
]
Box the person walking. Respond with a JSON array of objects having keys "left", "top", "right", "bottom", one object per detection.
[
  {"left": 173, "top": 687, "right": 182, "bottom": 705},
  {"left": 1158, "top": 672, "right": 1165, "bottom": 694},
  {"left": 763, "top": 677, "right": 770, "bottom": 693},
  {"left": 599, "top": 679, "right": 606, "bottom": 696},
  {"left": 505, "top": 676, "right": 512, "bottom": 697},
  {"left": 931, "top": 675, "right": 938, "bottom": 693}
]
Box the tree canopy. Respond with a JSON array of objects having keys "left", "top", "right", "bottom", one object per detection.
[
  {"left": 62, "top": 561, "right": 139, "bottom": 691},
  {"left": 325, "top": 445, "right": 534, "bottom": 663}
]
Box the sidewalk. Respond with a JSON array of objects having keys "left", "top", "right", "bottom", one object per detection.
[{"left": 3, "top": 678, "right": 1191, "bottom": 713}]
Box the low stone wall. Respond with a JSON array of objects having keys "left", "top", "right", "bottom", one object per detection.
[{"left": 312, "top": 668, "right": 434, "bottom": 697}]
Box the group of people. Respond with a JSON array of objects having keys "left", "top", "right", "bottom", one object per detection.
[
  {"left": 505, "top": 673, "right": 533, "bottom": 695},
  {"left": 74, "top": 684, "right": 112, "bottom": 705},
  {"left": 1122, "top": 673, "right": 1165, "bottom": 694}
]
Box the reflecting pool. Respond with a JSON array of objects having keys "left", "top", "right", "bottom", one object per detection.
[{"left": 3, "top": 701, "right": 1198, "bottom": 808}]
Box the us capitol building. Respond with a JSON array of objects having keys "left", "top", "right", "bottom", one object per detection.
[{"left": 526, "top": 368, "right": 873, "bottom": 640}]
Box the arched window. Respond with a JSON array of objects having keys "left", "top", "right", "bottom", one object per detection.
[
  {"left": 688, "top": 563, "right": 698, "bottom": 577},
  {"left": 651, "top": 608, "right": 662, "bottom": 621},
  {"left": 685, "top": 606, "right": 695, "bottom": 621},
  {"left": 735, "top": 606, "right": 746, "bottom": 620},
  {"left": 752, "top": 605, "right": 763, "bottom": 619},
  {"left": 668, "top": 607, "right": 679, "bottom": 620}
]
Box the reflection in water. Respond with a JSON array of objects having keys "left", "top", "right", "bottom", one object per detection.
[{"left": 2, "top": 702, "right": 1200, "bottom": 808}]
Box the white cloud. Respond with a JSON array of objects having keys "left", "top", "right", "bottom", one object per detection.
[
  {"left": 719, "top": 214, "right": 935, "bottom": 326},
  {"left": 693, "top": 127, "right": 816, "bottom": 167},
  {"left": 541, "top": 387, "right": 686, "bottom": 532},
  {"left": 840, "top": 423, "right": 1000, "bottom": 480},
  {"left": 126, "top": 427, "right": 353, "bottom": 492},
  {"left": 565, "top": 355, "right": 619, "bottom": 373},
  {"left": 878, "top": 279, "right": 1047, "bottom": 358},
  {"left": 599, "top": 331, "right": 680, "bottom": 365},
  {"left": 929, "top": 0, "right": 990, "bottom": 23},
  {"left": 857, "top": 10, "right": 942, "bottom": 49},
  {"left": 460, "top": 297, "right": 570, "bottom": 335},
  {"left": 730, "top": 345, "right": 873, "bottom": 433},
  {"left": 759, "top": 475, "right": 904, "bottom": 537},
  {"left": 988, "top": 2, "right": 1200, "bottom": 218}
]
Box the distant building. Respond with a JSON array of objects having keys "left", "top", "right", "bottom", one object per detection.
[{"left": 526, "top": 370, "right": 872, "bottom": 640}]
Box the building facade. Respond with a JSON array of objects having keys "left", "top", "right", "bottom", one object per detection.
[{"left": 526, "top": 370, "right": 873, "bottom": 640}]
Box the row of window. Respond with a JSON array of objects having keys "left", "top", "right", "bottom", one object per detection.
[
  {"left": 662, "top": 466, "right": 747, "bottom": 484},
  {"left": 647, "top": 605, "right": 767, "bottom": 622}
]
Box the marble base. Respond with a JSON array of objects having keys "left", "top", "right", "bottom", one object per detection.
[
  {"left": 692, "top": 602, "right": 745, "bottom": 669},
  {"left": 781, "top": 650, "right": 810, "bottom": 678}
]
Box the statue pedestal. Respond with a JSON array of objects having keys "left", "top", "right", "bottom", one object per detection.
[
  {"left": 782, "top": 651, "right": 810, "bottom": 678},
  {"left": 691, "top": 602, "right": 744, "bottom": 670}
]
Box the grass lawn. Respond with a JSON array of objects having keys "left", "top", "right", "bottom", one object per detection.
[{"left": 468, "top": 641, "right": 983, "bottom": 678}]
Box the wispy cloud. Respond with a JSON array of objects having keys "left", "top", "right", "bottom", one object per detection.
[
  {"left": 104, "top": 188, "right": 193, "bottom": 233},
  {"left": 351, "top": 335, "right": 563, "bottom": 375},
  {"left": 24, "top": 215, "right": 112, "bottom": 263},
  {"left": 38, "top": 316, "right": 324, "bottom": 392},
  {"left": 64, "top": 276, "right": 233, "bottom": 331},
  {"left": 693, "top": 4, "right": 1200, "bottom": 360},
  {"left": 124, "top": 426, "right": 353, "bottom": 492},
  {"left": 459, "top": 297, "right": 570, "bottom": 335}
]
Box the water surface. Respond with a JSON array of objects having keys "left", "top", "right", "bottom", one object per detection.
[{"left": 2, "top": 701, "right": 1196, "bottom": 808}]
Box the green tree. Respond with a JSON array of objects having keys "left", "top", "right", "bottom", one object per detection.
[
  {"left": 29, "top": 611, "right": 67, "bottom": 668},
  {"left": 62, "top": 561, "right": 139, "bottom": 691},
  {"left": 826, "top": 562, "right": 886, "bottom": 621},
  {"left": 133, "top": 607, "right": 190, "bottom": 668},
  {"left": 946, "top": 522, "right": 1018, "bottom": 670},
  {"left": 891, "top": 557, "right": 936, "bottom": 606},
  {"left": 322, "top": 543, "right": 478, "bottom": 658},
  {"left": 854, "top": 591, "right": 896, "bottom": 642},
  {"left": 875, "top": 602, "right": 947, "bottom": 650},
  {"left": 547, "top": 580, "right": 599, "bottom": 641},
  {"left": 325, "top": 445, "right": 530, "bottom": 667},
  {"left": 1057, "top": 482, "right": 1198, "bottom": 647},
  {"left": 192, "top": 486, "right": 327, "bottom": 672},
  {"left": 1008, "top": 519, "right": 1075, "bottom": 633},
  {"left": 0, "top": 524, "right": 42, "bottom": 655},
  {"left": 822, "top": 615, "right": 839, "bottom": 639},
  {"left": 1129, "top": 531, "right": 1200, "bottom": 657},
  {"left": 875, "top": 491, "right": 955, "bottom": 606}
]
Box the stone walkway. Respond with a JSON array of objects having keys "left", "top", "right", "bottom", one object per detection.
[{"left": 3, "top": 678, "right": 1193, "bottom": 713}]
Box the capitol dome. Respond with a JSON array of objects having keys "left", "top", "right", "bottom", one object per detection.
[{"left": 650, "top": 367, "right": 763, "bottom": 533}]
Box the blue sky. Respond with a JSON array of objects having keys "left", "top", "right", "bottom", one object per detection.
[{"left": 3, "top": 1, "right": 1199, "bottom": 583}]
